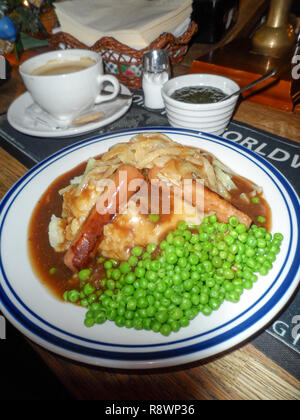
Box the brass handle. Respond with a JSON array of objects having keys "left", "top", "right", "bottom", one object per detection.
[
  {"left": 267, "top": 0, "right": 293, "bottom": 28},
  {"left": 252, "top": 0, "right": 296, "bottom": 58}
]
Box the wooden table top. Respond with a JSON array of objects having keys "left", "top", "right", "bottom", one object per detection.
[{"left": 0, "top": 0, "right": 300, "bottom": 401}]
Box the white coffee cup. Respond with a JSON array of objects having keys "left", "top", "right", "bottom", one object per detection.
[{"left": 19, "top": 49, "right": 120, "bottom": 123}]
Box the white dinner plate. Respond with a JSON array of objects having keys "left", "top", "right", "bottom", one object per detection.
[
  {"left": 0, "top": 127, "right": 299, "bottom": 369},
  {"left": 7, "top": 84, "right": 132, "bottom": 138}
]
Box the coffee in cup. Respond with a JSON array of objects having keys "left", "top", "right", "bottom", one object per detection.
[
  {"left": 31, "top": 57, "right": 97, "bottom": 76},
  {"left": 20, "top": 49, "right": 120, "bottom": 123}
]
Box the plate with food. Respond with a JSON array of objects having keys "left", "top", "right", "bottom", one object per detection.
[{"left": 0, "top": 128, "right": 299, "bottom": 369}]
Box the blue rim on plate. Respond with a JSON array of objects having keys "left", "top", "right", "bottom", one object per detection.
[{"left": 0, "top": 127, "right": 299, "bottom": 368}]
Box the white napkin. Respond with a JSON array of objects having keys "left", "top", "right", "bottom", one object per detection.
[{"left": 54, "top": 0, "right": 193, "bottom": 48}]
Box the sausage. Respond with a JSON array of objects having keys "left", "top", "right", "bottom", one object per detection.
[
  {"left": 148, "top": 167, "right": 252, "bottom": 228},
  {"left": 64, "top": 164, "right": 144, "bottom": 272},
  {"left": 192, "top": 183, "right": 252, "bottom": 228}
]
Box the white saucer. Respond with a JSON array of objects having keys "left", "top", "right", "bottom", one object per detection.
[{"left": 7, "top": 84, "right": 132, "bottom": 138}]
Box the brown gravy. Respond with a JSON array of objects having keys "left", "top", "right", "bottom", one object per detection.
[
  {"left": 28, "top": 162, "right": 85, "bottom": 299},
  {"left": 230, "top": 176, "right": 271, "bottom": 228},
  {"left": 28, "top": 162, "right": 271, "bottom": 300}
]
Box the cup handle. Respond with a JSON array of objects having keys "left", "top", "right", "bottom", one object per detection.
[{"left": 95, "top": 75, "right": 120, "bottom": 104}]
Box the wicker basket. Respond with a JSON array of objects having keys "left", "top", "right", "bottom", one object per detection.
[{"left": 49, "top": 21, "right": 198, "bottom": 89}]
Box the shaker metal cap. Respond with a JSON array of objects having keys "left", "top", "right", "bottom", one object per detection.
[{"left": 142, "top": 49, "right": 170, "bottom": 73}]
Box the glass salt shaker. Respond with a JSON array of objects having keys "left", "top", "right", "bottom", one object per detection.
[{"left": 142, "top": 50, "right": 171, "bottom": 110}]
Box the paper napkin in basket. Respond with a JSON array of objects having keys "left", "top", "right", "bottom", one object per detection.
[{"left": 54, "top": 0, "right": 193, "bottom": 49}]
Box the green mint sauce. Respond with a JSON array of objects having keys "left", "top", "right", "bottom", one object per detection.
[{"left": 171, "top": 86, "right": 227, "bottom": 104}]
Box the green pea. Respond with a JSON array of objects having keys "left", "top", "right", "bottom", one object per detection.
[
  {"left": 229, "top": 216, "right": 239, "bottom": 227},
  {"left": 180, "top": 297, "right": 192, "bottom": 310},
  {"left": 188, "top": 253, "right": 199, "bottom": 266},
  {"left": 174, "top": 247, "right": 184, "bottom": 258},
  {"left": 178, "top": 257, "right": 187, "bottom": 268},
  {"left": 95, "top": 312, "right": 107, "bottom": 325},
  {"left": 84, "top": 318, "right": 95, "bottom": 328},
  {"left": 225, "top": 291, "right": 240, "bottom": 303},
  {"left": 274, "top": 233, "right": 284, "bottom": 242},
  {"left": 83, "top": 283, "right": 95, "bottom": 296},
  {"left": 243, "top": 279, "right": 253, "bottom": 290},
  {"left": 124, "top": 310, "right": 134, "bottom": 320},
  {"left": 117, "top": 262, "right": 129, "bottom": 275},
  {"left": 202, "top": 306, "right": 212, "bottom": 316},
  {"left": 205, "top": 225, "right": 215, "bottom": 235},
  {"left": 166, "top": 232, "right": 174, "bottom": 244},
  {"left": 191, "top": 294, "right": 200, "bottom": 306},
  {"left": 142, "top": 252, "right": 151, "bottom": 261},
  {"left": 149, "top": 214, "right": 160, "bottom": 223},
  {"left": 238, "top": 233, "right": 248, "bottom": 243},
  {"left": 267, "top": 252, "right": 276, "bottom": 263},
  {"left": 180, "top": 317, "right": 190, "bottom": 327},
  {"left": 172, "top": 236, "right": 184, "bottom": 248},
  {"left": 131, "top": 246, "right": 143, "bottom": 257},
  {"left": 80, "top": 298, "right": 89, "bottom": 308},
  {"left": 151, "top": 321, "right": 161, "bottom": 333},
  {"left": 190, "top": 233, "right": 200, "bottom": 244},
  {"left": 111, "top": 269, "right": 121, "bottom": 281},
  {"left": 125, "top": 273, "right": 136, "bottom": 284},
  {"left": 114, "top": 316, "right": 125, "bottom": 328},
  {"left": 159, "top": 324, "right": 171, "bottom": 336},
  {"left": 146, "top": 306, "right": 156, "bottom": 317},
  {"left": 147, "top": 243, "right": 157, "bottom": 254},
  {"left": 160, "top": 240, "right": 168, "bottom": 250},
  {"left": 134, "top": 266, "right": 145, "bottom": 278},
  {"left": 146, "top": 271, "right": 158, "bottom": 282},
  {"left": 209, "top": 214, "right": 218, "bottom": 224},
  {"left": 245, "top": 248, "right": 256, "bottom": 258},
  {"left": 219, "top": 251, "right": 227, "bottom": 260},
  {"left": 126, "top": 256, "right": 137, "bottom": 268},
  {"left": 104, "top": 260, "right": 113, "bottom": 270},
  {"left": 265, "top": 233, "right": 272, "bottom": 241},
  {"left": 183, "top": 230, "right": 192, "bottom": 241},
  {"left": 67, "top": 290, "right": 79, "bottom": 303},
  {"left": 137, "top": 297, "right": 148, "bottom": 309},
  {"left": 178, "top": 221, "right": 187, "bottom": 231},
  {"left": 166, "top": 253, "right": 178, "bottom": 265},
  {"left": 246, "top": 258, "right": 256, "bottom": 269},
  {"left": 183, "top": 279, "right": 194, "bottom": 291},
  {"left": 224, "top": 269, "right": 235, "bottom": 280},
  {"left": 236, "top": 224, "right": 247, "bottom": 234},
  {"left": 224, "top": 235, "right": 235, "bottom": 245},
  {"left": 170, "top": 321, "right": 180, "bottom": 333},
  {"left": 217, "top": 224, "right": 227, "bottom": 234},
  {"left": 259, "top": 267, "right": 269, "bottom": 276},
  {"left": 78, "top": 269, "right": 92, "bottom": 282},
  {"left": 155, "top": 310, "right": 168, "bottom": 324},
  {"left": 127, "top": 298, "right": 137, "bottom": 311},
  {"left": 143, "top": 318, "right": 152, "bottom": 331},
  {"left": 257, "top": 216, "right": 266, "bottom": 224}
]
